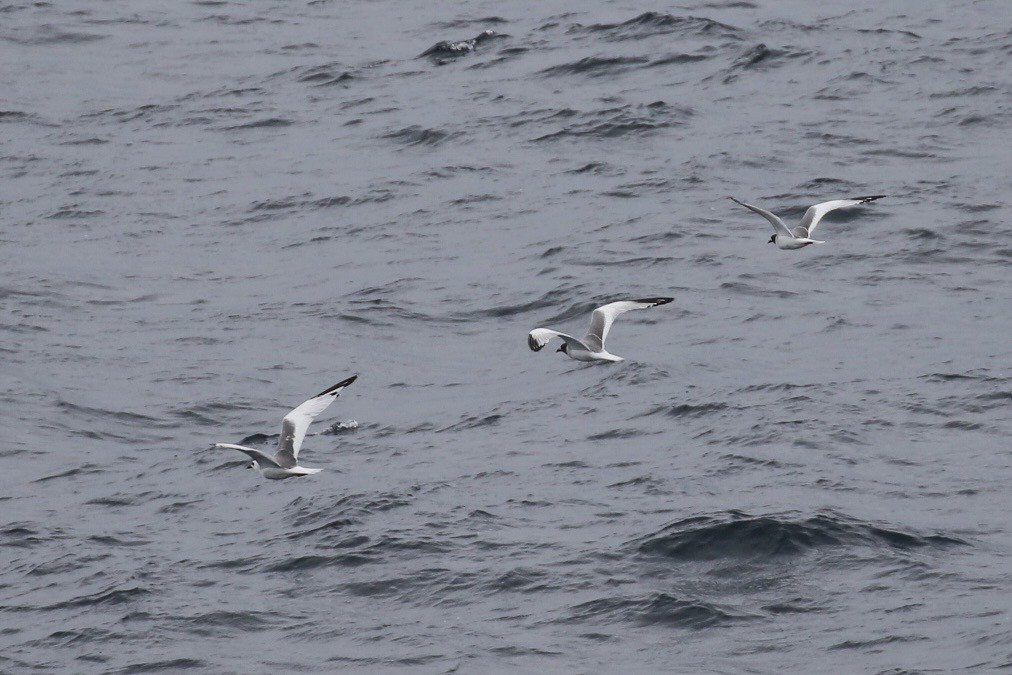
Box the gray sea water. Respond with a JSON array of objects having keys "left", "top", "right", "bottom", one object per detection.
[{"left": 2, "top": 0, "right": 1011, "bottom": 672}]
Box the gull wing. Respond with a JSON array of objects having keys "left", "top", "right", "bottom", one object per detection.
[
  {"left": 527, "top": 328, "right": 584, "bottom": 352},
  {"left": 728, "top": 196, "right": 794, "bottom": 238},
  {"left": 275, "top": 375, "right": 357, "bottom": 468},
  {"left": 584, "top": 297, "right": 673, "bottom": 351},
  {"left": 214, "top": 443, "right": 282, "bottom": 468},
  {"left": 797, "top": 195, "right": 886, "bottom": 236}
]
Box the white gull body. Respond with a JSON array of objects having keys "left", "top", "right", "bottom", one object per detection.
[
  {"left": 729, "top": 195, "right": 885, "bottom": 249},
  {"left": 527, "top": 297, "right": 673, "bottom": 363},
  {"left": 214, "top": 375, "right": 356, "bottom": 479}
]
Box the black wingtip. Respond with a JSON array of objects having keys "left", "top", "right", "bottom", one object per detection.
[
  {"left": 855, "top": 195, "right": 887, "bottom": 203},
  {"left": 527, "top": 333, "right": 544, "bottom": 352},
  {"left": 635, "top": 297, "right": 674, "bottom": 307},
  {"left": 315, "top": 375, "right": 357, "bottom": 398}
]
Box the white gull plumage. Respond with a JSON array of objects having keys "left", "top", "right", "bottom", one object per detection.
[
  {"left": 729, "top": 195, "right": 886, "bottom": 249},
  {"left": 527, "top": 297, "right": 673, "bottom": 363},
  {"left": 214, "top": 375, "right": 356, "bottom": 479}
]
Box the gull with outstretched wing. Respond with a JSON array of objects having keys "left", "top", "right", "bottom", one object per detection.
[
  {"left": 213, "top": 375, "right": 357, "bottom": 479},
  {"left": 528, "top": 298, "right": 673, "bottom": 363},
  {"left": 729, "top": 195, "right": 885, "bottom": 249}
]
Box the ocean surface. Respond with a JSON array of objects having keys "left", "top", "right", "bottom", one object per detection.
[{"left": 2, "top": 0, "right": 1010, "bottom": 672}]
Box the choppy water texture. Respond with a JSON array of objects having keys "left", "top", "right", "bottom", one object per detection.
[{"left": 2, "top": 0, "right": 1010, "bottom": 672}]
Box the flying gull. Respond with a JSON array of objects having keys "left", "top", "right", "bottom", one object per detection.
[
  {"left": 729, "top": 195, "right": 885, "bottom": 249},
  {"left": 528, "top": 298, "right": 673, "bottom": 363},
  {"left": 214, "top": 375, "right": 357, "bottom": 479}
]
